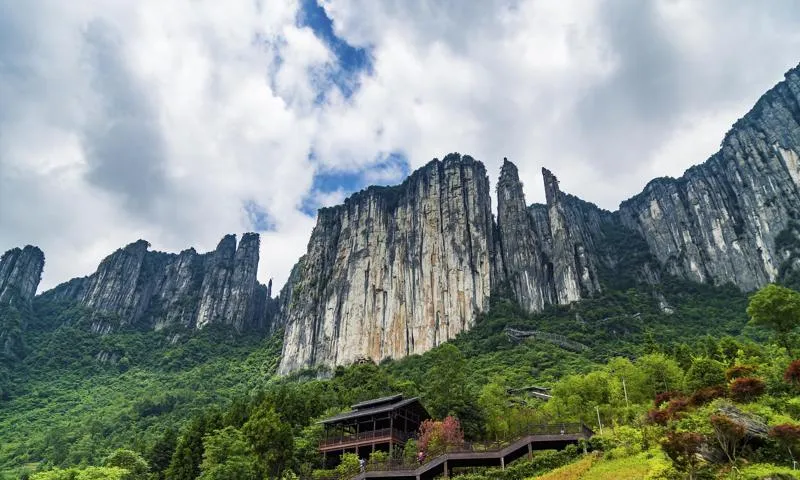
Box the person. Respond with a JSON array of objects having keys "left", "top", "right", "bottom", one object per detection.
[
  {"left": 417, "top": 451, "right": 425, "bottom": 465},
  {"left": 359, "top": 457, "right": 366, "bottom": 472}
]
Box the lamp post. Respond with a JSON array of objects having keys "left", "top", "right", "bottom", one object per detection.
[{"left": 595, "top": 405, "right": 603, "bottom": 434}]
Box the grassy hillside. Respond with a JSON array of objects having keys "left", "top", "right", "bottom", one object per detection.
[{"left": 2, "top": 278, "right": 798, "bottom": 479}]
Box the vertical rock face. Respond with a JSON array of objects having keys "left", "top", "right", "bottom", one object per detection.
[
  {"left": 41, "top": 233, "right": 278, "bottom": 333},
  {"left": 0, "top": 246, "right": 45, "bottom": 307},
  {"left": 619, "top": 66, "right": 800, "bottom": 289},
  {"left": 495, "top": 160, "right": 553, "bottom": 311},
  {"left": 278, "top": 154, "right": 496, "bottom": 374},
  {"left": 496, "top": 160, "right": 607, "bottom": 312}
]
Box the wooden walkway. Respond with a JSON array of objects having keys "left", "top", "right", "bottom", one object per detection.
[{"left": 350, "top": 423, "right": 593, "bottom": 480}]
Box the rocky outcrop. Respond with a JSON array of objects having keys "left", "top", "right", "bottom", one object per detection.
[
  {"left": 42, "top": 234, "right": 279, "bottom": 333},
  {"left": 496, "top": 160, "right": 609, "bottom": 312},
  {"left": 278, "top": 154, "right": 497, "bottom": 374},
  {"left": 619, "top": 65, "right": 800, "bottom": 289},
  {"left": 276, "top": 64, "right": 800, "bottom": 374},
  {"left": 0, "top": 245, "right": 45, "bottom": 307}
]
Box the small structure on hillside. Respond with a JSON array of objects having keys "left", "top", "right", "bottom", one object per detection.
[
  {"left": 507, "top": 385, "right": 552, "bottom": 401},
  {"left": 318, "top": 394, "right": 430, "bottom": 465}
]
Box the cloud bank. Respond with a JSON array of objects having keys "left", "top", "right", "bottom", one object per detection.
[{"left": 1, "top": 0, "right": 799, "bottom": 291}]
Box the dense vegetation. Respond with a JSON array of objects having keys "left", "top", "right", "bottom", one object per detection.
[{"left": 1, "top": 276, "right": 799, "bottom": 479}]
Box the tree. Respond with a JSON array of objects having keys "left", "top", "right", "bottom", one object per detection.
[
  {"left": 635, "top": 354, "right": 685, "bottom": 399},
  {"left": 242, "top": 405, "right": 294, "bottom": 478},
  {"left": 478, "top": 380, "right": 509, "bottom": 440},
  {"left": 710, "top": 414, "right": 747, "bottom": 464},
  {"left": 31, "top": 467, "right": 130, "bottom": 480},
  {"left": 425, "top": 344, "right": 469, "bottom": 419},
  {"left": 417, "top": 416, "right": 464, "bottom": 457},
  {"left": 686, "top": 356, "right": 726, "bottom": 391},
  {"left": 660, "top": 431, "right": 705, "bottom": 480},
  {"left": 147, "top": 429, "right": 177, "bottom": 479},
  {"left": 424, "top": 344, "right": 483, "bottom": 437},
  {"left": 747, "top": 284, "right": 800, "bottom": 355},
  {"left": 198, "top": 426, "right": 258, "bottom": 480},
  {"left": 165, "top": 413, "right": 221, "bottom": 480},
  {"left": 768, "top": 423, "right": 800, "bottom": 463},
  {"left": 103, "top": 449, "right": 149, "bottom": 480}
]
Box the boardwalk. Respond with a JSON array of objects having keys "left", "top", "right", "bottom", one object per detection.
[{"left": 350, "top": 423, "right": 593, "bottom": 480}]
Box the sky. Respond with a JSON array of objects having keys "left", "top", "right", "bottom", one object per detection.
[{"left": 1, "top": 0, "right": 800, "bottom": 293}]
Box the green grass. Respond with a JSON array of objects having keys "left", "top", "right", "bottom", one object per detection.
[{"left": 530, "top": 450, "right": 670, "bottom": 480}]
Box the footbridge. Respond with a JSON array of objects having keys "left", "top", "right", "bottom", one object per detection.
[{"left": 349, "top": 423, "right": 593, "bottom": 480}]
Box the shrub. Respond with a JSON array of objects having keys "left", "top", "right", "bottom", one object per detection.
[
  {"left": 784, "top": 359, "right": 800, "bottom": 388},
  {"left": 768, "top": 423, "right": 800, "bottom": 459},
  {"left": 688, "top": 385, "right": 726, "bottom": 406},
  {"left": 665, "top": 397, "right": 690, "bottom": 419},
  {"left": 729, "top": 377, "right": 766, "bottom": 402},
  {"left": 418, "top": 416, "right": 464, "bottom": 457},
  {"left": 710, "top": 414, "right": 747, "bottom": 464},
  {"left": 647, "top": 408, "right": 670, "bottom": 426},
  {"left": 725, "top": 364, "right": 758, "bottom": 382},
  {"left": 334, "top": 453, "right": 360, "bottom": 477},
  {"left": 660, "top": 431, "right": 705, "bottom": 479},
  {"left": 686, "top": 357, "right": 726, "bottom": 391},
  {"left": 654, "top": 391, "right": 681, "bottom": 408},
  {"left": 368, "top": 450, "right": 388, "bottom": 465}
]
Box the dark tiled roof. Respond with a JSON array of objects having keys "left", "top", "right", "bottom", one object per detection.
[
  {"left": 320, "top": 397, "right": 424, "bottom": 425},
  {"left": 351, "top": 394, "right": 404, "bottom": 410}
]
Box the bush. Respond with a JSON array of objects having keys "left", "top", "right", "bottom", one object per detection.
[
  {"left": 688, "top": 385, "right": 727, "bottom": 406},
  {"left": 686, "top": 357, "right": 726, "bottom": 391},
  {"left": 653, "top": 391, "right": 681, "bottom": 408},
  {"left": 784, "top": 359, "right": 800, "bottom": 388},
  {"left": 729, "top": 377, "right": 766, "bottom": 402},
  {"left": 368, "top": 450, "right": 388, "bottom": 465},
  {"left": 335, "top": 453, "right": 359, "bottom": 477},
  {"left": 660, "top": 432, "right": 705, "bottom": 479},
  {"left": 726, "top": 364, "right": 758, "bottom": 381}
]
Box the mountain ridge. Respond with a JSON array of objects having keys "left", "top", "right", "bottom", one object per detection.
[{"left": 3, "top": 63, "right": 800, "bottom": 375}]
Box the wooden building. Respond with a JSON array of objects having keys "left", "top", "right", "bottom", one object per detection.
[{"left": 318, "top": 394, "right": 430, "bottom": 463}]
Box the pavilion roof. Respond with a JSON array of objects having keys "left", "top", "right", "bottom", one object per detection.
[{"left": 319, "top": 395, "right": 425, "bottom": 425}]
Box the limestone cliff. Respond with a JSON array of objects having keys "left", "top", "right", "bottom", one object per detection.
[
  {"left": 619, "top": 65, "right": 800, "bottom": 289},
  {"left": 496, "top": 160, "right": 616, "bottom": 312},
  {"left": 0, "top": 245, "right": 45, "bottom": 307},
  {"left": 278, "top": 153, "right": 497, "bottom": 374},
  {"left": 42, "top": 233, "right": 279, "bottom": 333}
]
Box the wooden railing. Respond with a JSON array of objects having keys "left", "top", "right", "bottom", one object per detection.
[
  {"left": 320, "top": 428, "right": 410, "bottom": 449},
  {"left": 315, "top": 423, "right": 593, "bottom": 479}
]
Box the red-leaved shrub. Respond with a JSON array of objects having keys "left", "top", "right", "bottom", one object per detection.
[
  {"left": 725, "top": 364, "right": 758, "bottom": 382},
  {"left": 665, "top": 397, "right": 690, "bottom": 419},
  {"left": 418, "top": 416, "right": 464, "bottom": 457},
  {"left": 661, "top": 431, "right": 705, "bottom": 477},
  {"left": 654, "top": 390, "right": 681, "bottom": 407},
  {"left": 729, "top": 377, "right": 766, "bottom": 402},
  {"left": 647, "top": 408, "right": 670, "bottom": 426},
  {"left": 689, "top": 385, "right": 727, "bottom": 406},
  {"left": 784, "top": 359, "right": 800, "bottom": 388}
]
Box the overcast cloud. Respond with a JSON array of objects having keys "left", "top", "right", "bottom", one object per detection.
[{"left": 1, "top": 0, "right": 799, "bottom": 292}]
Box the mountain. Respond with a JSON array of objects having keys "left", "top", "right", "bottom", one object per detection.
[
  {"left": 0, "top": 245, "right": 44, "bottom": 307},
  {"left": 278, "top": 156, "right": 497, "bottom": 374},
  {"left": 277, "top": 64, "right": 800, "bottom": 373},
  {"left": 39, "top": 233, "right": 280, "bottom": 334},
  {"left": 4, "top": 65, "right": 799, "bottom": 377}
]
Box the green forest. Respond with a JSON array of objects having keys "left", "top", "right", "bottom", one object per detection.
[{"left": 1, "top": 277, "right": 799, "bottom": 480}]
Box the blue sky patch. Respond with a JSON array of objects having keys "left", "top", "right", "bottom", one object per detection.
[
  {"left": 297, "top": 0, "right": 372, "bottom": 100},
  {"left": 243, "top": 200, "right": 277, "bottom": 232},
  {"left": 299, "top": 151, "right": 411, "bottom": 216}
]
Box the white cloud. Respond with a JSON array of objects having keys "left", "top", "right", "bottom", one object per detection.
[{"left": 1, "top": 0, "right": 799, "bottom": 293}]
